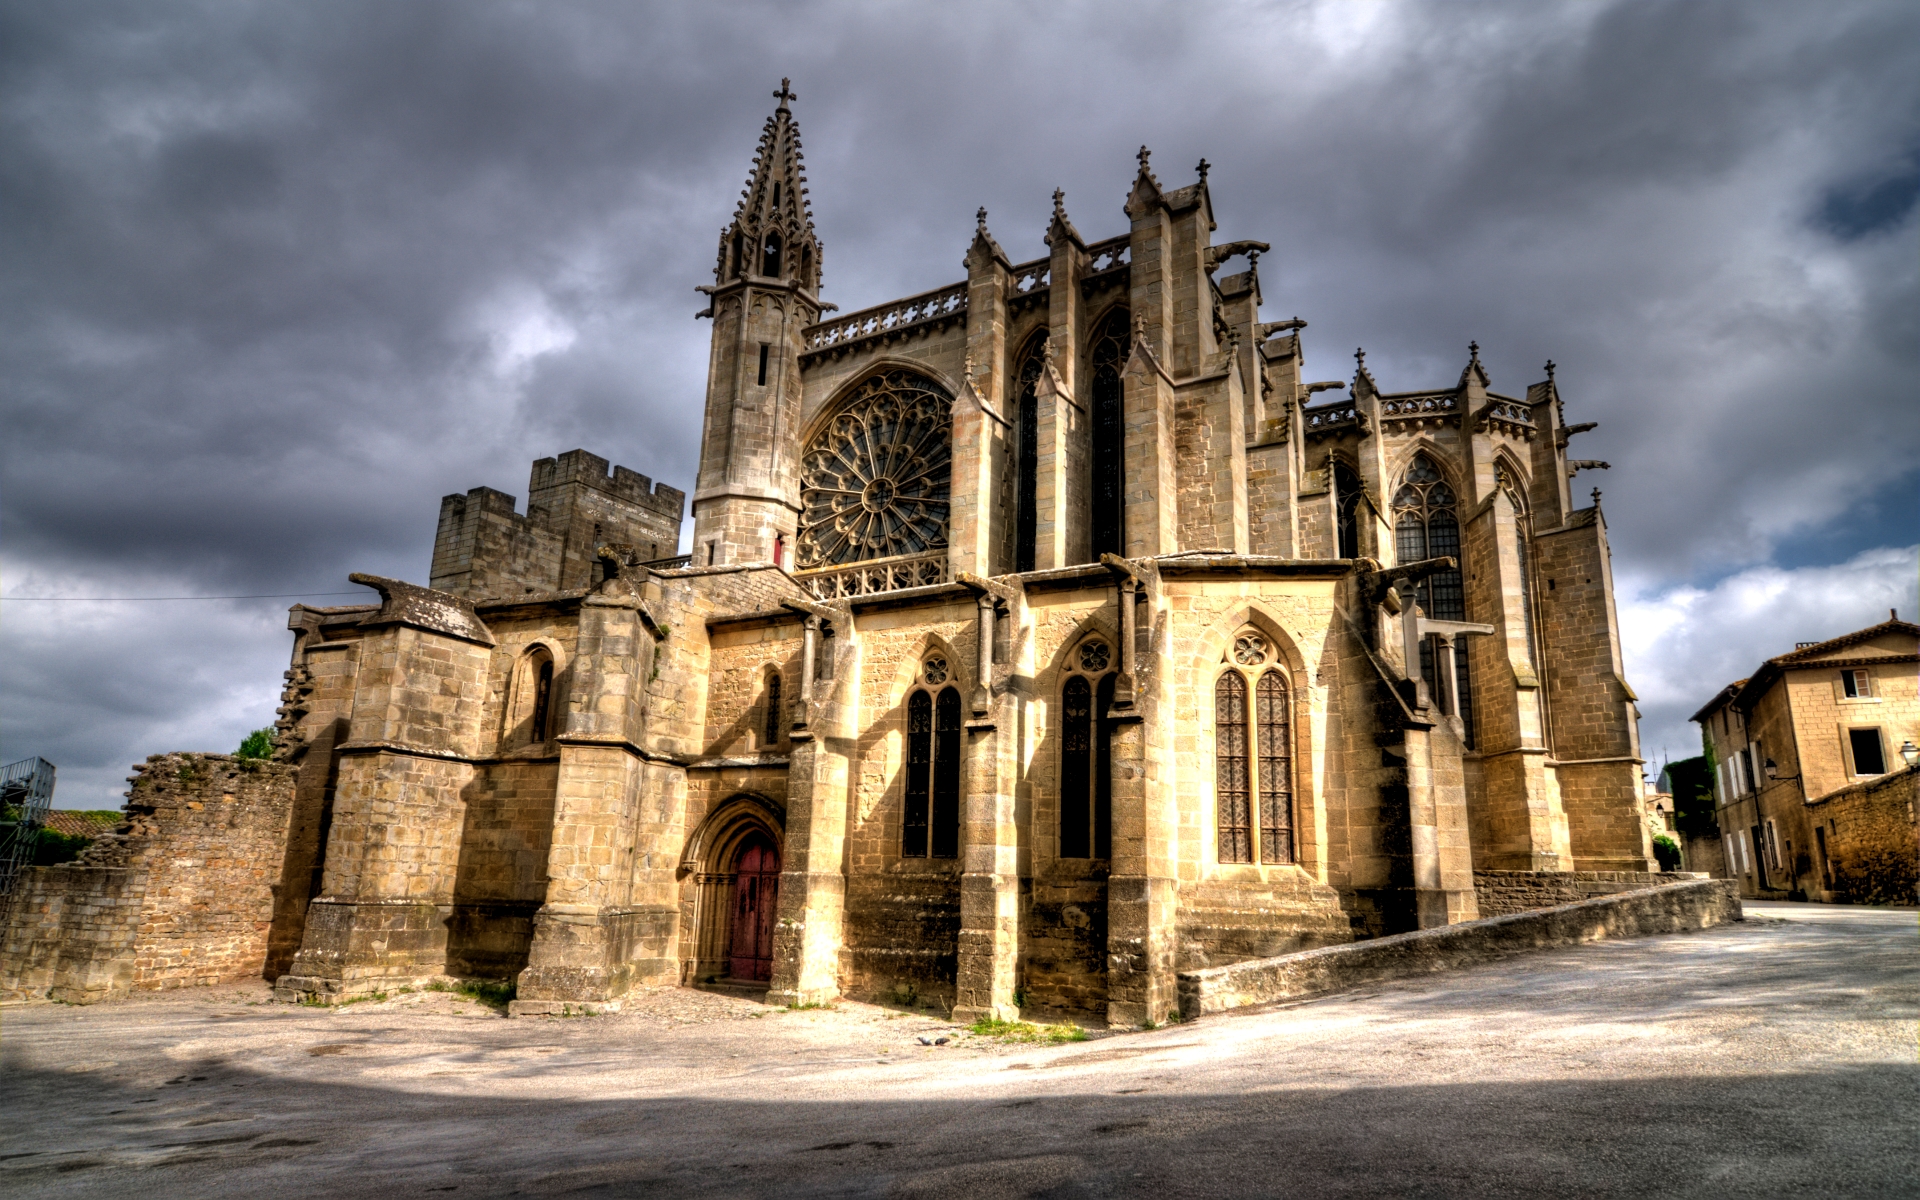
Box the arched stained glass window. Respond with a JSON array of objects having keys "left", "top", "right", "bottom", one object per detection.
[
  {"left": 1088, "top": 308, "right": 1130, "bottom": 558},
  {"left": 1216, "top": 672, "right": 1252, "bottom": 864},
  {"left": 797, "top": 371, "right": 952, "bottom": 569},
  {"left": 932, "top": 687, "right": 962, "bottom": 859},
  {"left": 1014, "top": 333, "right": 1046, "bottom": 573},
  {"left": 1333, "top": 460, "right": 1364, "bottom": 559},
  {"left": 1060, "top": 676, "right": 1092, "bottom": 858},
  {"left": 1394, "top": 454, "right": 1474, "bottom": 746},
  {"left": 1256, "top": 671, "right": 1294, "bottom": 864},
  {"left": 903, "top": 658, "right": 962, "bottom": 860},
  {"left": 1058, "top": 639, "right": 1116, "bottom": 860},
  {"left": 904, "top": 690, "right": 932, "bottom": 857}
]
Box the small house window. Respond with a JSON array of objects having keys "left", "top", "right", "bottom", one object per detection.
[
  {"left": 1849, "top": 728, "right": 1887, "bottom": 775},
  {"left": 1841, "top": 669, "right": 1871, "bottom": 698}
]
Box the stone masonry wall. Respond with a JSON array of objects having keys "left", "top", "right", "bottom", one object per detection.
[
  {"left": 1809, "top": 764, "right": 1918, "bottom": 905},
  {"left": 2, "top": 753, "right": 296, "bottom": 1002},
  {"left": 1473, "top": 869, "right": 1684, "bottom": 917}
]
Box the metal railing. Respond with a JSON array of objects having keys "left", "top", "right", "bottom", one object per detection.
[{"left": 0, "top": 757, "right": 57, "bottom": 928}]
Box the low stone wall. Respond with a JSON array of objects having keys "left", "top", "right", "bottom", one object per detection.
[
  {"left": 1177, "top": 878, "right": 1741, "bottom": 1018},
  {"left": 1, "top": 753, "right": 296, "bottom": 1003},
  {"left": 1473, "top": 869, "right": 1701, "bottom": 917},
  {"left": 1809, "top": 765, "right": 1919, "bottom": 905}
]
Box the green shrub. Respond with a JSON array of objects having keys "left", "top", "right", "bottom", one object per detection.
[
  {"left": 1652, "top": 835, "right": 1682, "bottom": 871},
  {"left": 31, "top": 828, "right": 93, "bottom": 866},
  {"left": 235, "top": 728, "right": 275, "bottom": 760}
]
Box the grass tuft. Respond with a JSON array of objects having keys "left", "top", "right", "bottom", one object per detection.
[{"left": 968, "top": 1016, "right": 1088, "bottom": 1044}]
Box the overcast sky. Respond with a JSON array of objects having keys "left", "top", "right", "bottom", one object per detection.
[{"left": 3, "top": 0, "right": 1915, "bottom": 808}]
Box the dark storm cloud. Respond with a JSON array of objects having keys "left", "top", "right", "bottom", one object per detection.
[{"left": 3, "top": 0, "right": 1916, "bottom": 804}]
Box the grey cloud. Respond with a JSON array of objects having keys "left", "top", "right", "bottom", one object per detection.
[{"left": 3, "top": 0, "right": 1915, "bottom": 805}]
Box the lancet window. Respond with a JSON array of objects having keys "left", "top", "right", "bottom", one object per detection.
[
  {"left": 1059, "top": 637, "right": 1115, "bottom": 859},
  {"left": 763, "top": 670, "right": 783, "bottom": 748},
  {"left": 1214, "top": 631, "right": 1296, "bottom": 865},
  {"left": 1333, "top": 459, "right": 1364, "bottom": 559},
  {"left": 762, "top": 232, "right": 783, "bottom": 278},
  {"left": 797, "top": 371, "right": 953, "bottom": 569},
  {"left": 903, "top": 656, "right": 962, "bottom": 859},
  {"left": 1393, "top": 454, "right": 1474, "bottom": 745},
  {"left": 508, "top": 646, "right": 557, "bottom": 748},
  {"left": 1499, "top": 464, "right": 1539, "bottom": 673},
  {"left": 1013, "top": 333, "right": 1046, "bottom": 574},
  {"left": 1088, "top": 307, "right": 1130, "bottom": 559}
]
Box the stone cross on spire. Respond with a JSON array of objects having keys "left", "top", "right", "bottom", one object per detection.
[
  {"left": 773, "top": 78, "right": 796, "bottom": 109},
  {"left": 1196, "top": 157, "right": 1210, "bottom": 182}
]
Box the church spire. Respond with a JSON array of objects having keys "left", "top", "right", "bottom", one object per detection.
[{"left": 714, "top": 80, "right": 821, "bottom": 293}]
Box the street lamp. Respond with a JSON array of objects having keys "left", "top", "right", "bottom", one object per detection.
[{"left": 1900, "top": 740, "right": 1919, "bottom": 769}]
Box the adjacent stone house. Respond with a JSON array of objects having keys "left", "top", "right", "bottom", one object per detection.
[{"left": 1692, "top": 616, "right": 1920, "bottom": 902}]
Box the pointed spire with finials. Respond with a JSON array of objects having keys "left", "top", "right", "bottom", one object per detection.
[
  {"left": 1353, "top": 346, "right": 1379, "bottom": 399},
  {"left": 713, "top": 79, "right": 821, "bottom": 294},
  {"left": 1045, "top": 187, "right": 1085, "bottom": 251}
]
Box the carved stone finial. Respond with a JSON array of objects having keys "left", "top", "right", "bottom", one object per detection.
[
  {"left": 1041, "top": 335, "right": 1057, "bottom": 366},
  {"left": 1133, "top": 312, "right": 1148, "bottom": 342},
  {"left": 976, "top": 206, "right": 988, "bottom": 233},
  {"left": 1052, "top": 188, "right": 1066, "bottom": 219},
  {"left": 1355, "top": 347, "right": 1366, "bottom": 367},
  {"left": 964, "top": 349, "right": 977, "bottom": 381},
  {"left": 1196, "top": 157, "right": 1210, "bottom": 181},
  {"left": 1468, "top": 340, "right": 1480, "bottom": 361},
  {"left": 1591, "top": 487, "right": 1603, "bottom": 508},
  {"left": 773, "top": 78, "right": 797, "bottom": 108},
  {"left": 1138, "top": 145, "right": 1151, "bottom": 171},
  {"left": 1544, "top": 359, "right": 1556, "bottom": 380}
]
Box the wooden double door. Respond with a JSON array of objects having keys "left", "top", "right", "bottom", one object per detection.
[{"left": 727, "top": 836, "right": 780, "bottom": 982}]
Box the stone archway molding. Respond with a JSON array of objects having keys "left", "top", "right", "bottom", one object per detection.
[{"left": 680, "top": 792, "right": 787, "bottom": 877}]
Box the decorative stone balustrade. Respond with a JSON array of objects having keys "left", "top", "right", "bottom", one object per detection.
[
  {"left": 1479, "top": 399, "right": 1536, "bottom": 436},
  {"left": 1303, "top": 401, "right": 1364, "bottom": 439},
  {"left": 1085, "top": 236, "right": 1130, "bottom": 275},
  {"left": 801, "top": 282, "right": 968, "bottom": 362},
  {"left": 796, "top": 550, "right": 950, "bottom": 600},
  {"left": 1010, "top": 258, "right": 1050, "bottom": 295},
  {"left": 1380, "top": 393, "right": 1458, "bottom": 419}
]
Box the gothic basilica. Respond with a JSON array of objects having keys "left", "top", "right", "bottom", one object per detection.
[{"left": 267, "top": 84, "right": 1649, "bottom": 1026}]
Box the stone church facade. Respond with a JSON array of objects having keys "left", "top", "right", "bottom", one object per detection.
[{"left": 266, "top": 85, "right": 1648, "bottom": 1026}]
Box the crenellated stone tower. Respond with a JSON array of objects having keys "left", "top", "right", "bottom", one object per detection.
[{"left": 690, "top": 78, "right": 824, "bottom": 569}]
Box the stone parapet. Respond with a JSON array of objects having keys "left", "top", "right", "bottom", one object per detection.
[
  {"left": 1474, "top": 868, "right": 1699, "bottom": 917},
  {"left": 1178, "top": 878, "right": 1740, "bottom": 1017}
]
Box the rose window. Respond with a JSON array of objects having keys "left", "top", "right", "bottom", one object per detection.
[{"left": 797, "top": 370, "right": 952, "bottom": 569}]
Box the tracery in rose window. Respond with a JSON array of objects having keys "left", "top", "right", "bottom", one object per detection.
[{"left": 797, "top": 370, "right": 953, "bottom": 569}]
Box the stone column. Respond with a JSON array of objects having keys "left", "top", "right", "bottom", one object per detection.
[
  {"left": 954, "top": 583, "right": 1021, "bottom": 1023},
  {"left": 768, "top": 614, "right": 858, "bottom": 1006},
  {"left": 1102, "top": 564, "right": 1176, "bottom": 1027}
]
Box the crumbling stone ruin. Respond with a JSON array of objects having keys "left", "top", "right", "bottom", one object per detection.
[{"left": 3, "top": 82, "right": 1653, "bottom": 1024}]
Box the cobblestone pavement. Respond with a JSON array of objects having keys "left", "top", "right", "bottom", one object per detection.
[{"left": 1, "top": 902, "right": 1914, "bottom": 1198}]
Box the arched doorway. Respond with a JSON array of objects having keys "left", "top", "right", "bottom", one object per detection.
[{"left": 727, "top": 834, "right": 781, "bottom": 981}]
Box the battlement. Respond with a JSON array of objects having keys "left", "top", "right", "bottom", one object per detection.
[
  {"left": 431, "top": 450, "right": 686, "bottom": 600},
  {"left": 530, "top": 449, "right": 686, "bottom": 518}
]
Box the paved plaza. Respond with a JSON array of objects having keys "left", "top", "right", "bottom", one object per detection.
[{"left": 1, "top": 902, "right": 1914, "bottom": 1198}]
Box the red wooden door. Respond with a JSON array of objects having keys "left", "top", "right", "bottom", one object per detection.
[{"left": 728, "top": 838, "right": 780, "bottom": 981}]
